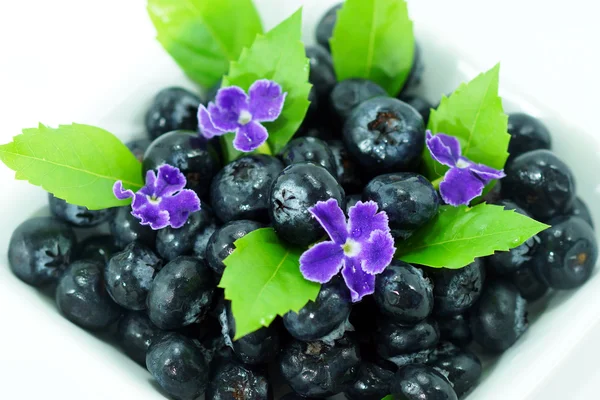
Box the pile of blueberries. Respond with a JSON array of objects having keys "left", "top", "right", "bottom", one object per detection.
[{"left": 6, "top": 4, "right": 598, "bottom": 400}]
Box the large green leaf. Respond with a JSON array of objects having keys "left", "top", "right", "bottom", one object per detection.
[
  {"left": 221, "top": 8, "right": 312, "bottom": 162},
  {"left": 219, "top": 228, "right": 321, "bottom": 339},
  {"left": 424, "top": 64, "right": 511, "bottom": 179},
  {"left": 147, "top": 0, "right": 263, "bottom": 88},
  {"left": 0, "top": 123, "right": 143, "bottom": 210},
  {"left": 396, "top": 204, "right": 550, "bottom": 269},
  {"left": 330, "top": 0, "right": 414, "bottom": 96}
]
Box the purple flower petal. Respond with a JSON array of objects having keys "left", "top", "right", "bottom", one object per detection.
[
  {"left": 342, "top": 257, "right": 376, "bottom": 302},
  {"left": 154, "top": 164, "right": 187, "bottom": 197},
  {"left": 248, "top": 79, "right": 287, "bottom": 122},
  {"left": 439, "top": 167, "right": 486, "bottom": 206},
  {"left": 426, "top": 131, "right": 462, "bottom": 167},
  {"left": 232, "top": 121, "right": 268, "bottom": 152},
  {"left": 469, "top": 161, "right": 506, "bottom": 183},
  {"left": 300, "top": 241, "right": 345, "bottom": 283},
  {"left": 210, "top": 86, "right": 249, "bottom": 131},
  {"left": 309, "top": 199, "right": 348, "bottom": 245},
  {"left": 113, "top": 181, "right": 135, "bottom": 201},
  {"left": 359, "top": 230, "right": 396, "bottom": 275},
  {"left": 160, "top": 189, "right": 201, "bottom": 229},
  {"left": 131, "top": 197, "right": 170, "bottom": 230},
  {"left": 347, "top": 201, "right": 390, "bottom": 242},
  {"left": 198, "top": 105, "right": 226, "bottom": 139}
]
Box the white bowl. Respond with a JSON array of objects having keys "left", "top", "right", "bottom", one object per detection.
[{"left": 1, "top": 1, "right": 599, "bottom": 399}]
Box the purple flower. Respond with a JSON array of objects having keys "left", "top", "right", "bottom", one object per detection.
[
  {"left": 299, "top": 199, "right": 396, "bottom": 302},
  {"left": 113, "top": 164, "right": 200, "bottom": 230},
  {"left": 198, "top": 79, "right": 287, "bottom": 152},
  {"left": 426, "top": 131, "right": 506, "bottom": 206}
]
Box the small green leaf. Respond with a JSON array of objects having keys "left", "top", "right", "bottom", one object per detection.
[
  {"left": 423, "top": 64, "right": 511, "bottom": 180},
  {"left": 396, "top": 204, "right": 550, "bottom": 269},
  {"left": 221, "top": 8, "right": 312, "bottom": 162},
  {"left": 0, "top": 123, "right": 144, "bottom": 210},
  {"left": 147, "top": 0, "right": 263, "bottom": 88},
  {"left": 330, "top": 0, "right": 415, "bottom": 96},
  {"left": 219, "top": 227, "right": 321, "bottom": 339},
  {"left": 381, "top": 396, "right": 395, "bottom": 400}
]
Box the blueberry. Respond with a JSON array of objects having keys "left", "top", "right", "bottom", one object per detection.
[
  {"left": 117, "top": 311, "right": 164, "bottom": 366},
  {"left": 391, "top": 365, "right": 458, "bottom": 400},
  {"left": 55, "top": 260, "right": 121, "bottom": 330},
  {"left": 374, "top": 318, "right": 439, "bottom": 362},
  {"left": 280, "top": 137, "right": 337, "bottom": 177},
  {"left": 142, "top": 130, "right": 221, "bottom": 198},
  {"left": 156, "top": 206, "right": 216, "bottom": 261},
  {"left": 206, "top": 358, "right": 271, "bottom": 400},
  {"left": 281, "top": 394, "right": 317, "bottom": 400},
  {"left": 206, "top": 220, "right": 263, "bottom": 275},
  {"left": 315, "top": 3, "right": 343, "bottom": 51},
  {"left": 147, "top": 256, "right": 215, "bottom": 330},
  {"left": 306, "top": 45, "right": 337, "bottom": 103},
  {"left": 344, "top": 97, "right": 425, "bottom": 173},
  {"left": 330, "top": 79, "right": 388, "bottom": 122},
  {"left": 398, "top": 93, "right": 433, "bottom": 124},
  {"left": 427, "top": 342, "right": 482, "bottom": 397},
  {"left": 374, "top": 261, "right": 434, "bottom": 324},
  {"left": 145, "top": 87, "right": 202, "bottom": 140},
  {"left": 74, "top": 235, "right": 119, "bottom": 266},
  {"left": 279, "top": 334, "right": 361, "bottom": 397},
  {"left": 210, "top": 155, "right": 284, "bottom": 223},
  {"left": 146, "top": 333, "right": 209, "bottom": 400},
  {"left": 283, "top": 277, "right": 352, "bottom": 341},
  {"left": 269, "top": 163, "right": 345, "bottom": 246},
  {"left": 437, "top": 315, "right": 472, "bottom": 348},
  {"left": 469, "top": 280, "right": 528, "bottom": 353},
  {"left": 48, "top": 194, "right": 114, "bottom": 227},
  {"left": 8, "top": 217, "right": 76, "bottom": 287},
  {"left": 345, "top": 362, "right": 395, "bottom": 400},
  {"left": 193, "top": 222, "right": 218, "bottom": 261},
  {"left": 345, "top": 194, "right": 362, "bottom": 215},
  {"left": 507, "top": 113, "right": 552, "bottom": 162},
  {"left": 363, "top": 173, "right": 439, "bottom": 239},
  {"left": 532, "top": 216, "right": 598, "bottom": 289},
  {"left": 568, "top": 197, "right": 594, "bottom": 228},
  {"left": 511, "top": 265, "right": 549, "bottom": 301},
  {"left": 105, "top": 242, "right": 163, "bottom": 311},
  {"left": 126, "top": 138, "right": 152, "bottom": 162},
  {"left": 431, "top": 259, "right": 485, "bottom": 317},
  {"left": 398, "top": 43, "right": 425, "bottom": 96},
  {"left": 109, "top": 207, "right": 156, "bottom": 249},
  {"left": 328, "top": 140, "right": 364, "bottom": 192},
  {"left": 502, "top": 149, "right": 575, "bottom": 220},
  {"left": 296, "top": 124, "right": 335, "bottom": 141}
]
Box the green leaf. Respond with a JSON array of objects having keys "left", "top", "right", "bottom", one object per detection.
[
  {"left": 221, "top": 8, "right": 312, "bottom": 162},
  {"left": 0, "top": 123, "right": 144, "bottom": 210},
  {"left": 219, "top": 227, "right": 321, "bottom": 339},
  {"left": 147, "top": 0, "right": 263, "bottom": 88},
  {"left": 396, "top": 204, "right": 550, "bottom": 269},
  {"left": 381, "top": 396, "right": 395, "bottom": 400},
  {"left": 423, "top": 64, "right": 511, "bottom": 179},
  {"left": 330, "top": 0, "right": 415, "bottom": 96}
]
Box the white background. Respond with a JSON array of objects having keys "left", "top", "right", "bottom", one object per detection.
[{"left": 0, "top": 0, "right": 599, "bottom": 399}]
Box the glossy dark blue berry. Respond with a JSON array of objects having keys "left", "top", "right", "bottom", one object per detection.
[
  {"left": 296, "top": 124, "right": 336, "bottom": 142},
  {"left": 437, "top": 315, "right": 472, "bottom": 348},
  {"left": 142, "top": 130, "right": 221, "bottom": 198},
  {"left": 281, "top": 394, "right": 317, "bottom": 400},
  {"left": 568, "top": 197, "right": 594, "bottom": 228},
  {"left": 315, "top": 3, "right": 343, "bottom": 51},
  {"left": 126, "top": 138, "right": 152, "bottom": 162},
  {"left": 117, "top": 311, "right": 164, "bottom": 366},
  {"left": 48, "top": 194, "right": 114, "bottom": 227},
  {"left": 427, "top": 342, "right": 482, "bottom": 397},
  {"left": 105, "top": 242, "right": 163, "bottom": 311},
  {"left": 511, "top": 265, "right": 548, "bottom": 301},
  {"left": 9, "top": 217, "right": 76, "bottom": 287},
  {"left": 533, "top": 216, "right": 598, "bottom": 289},
  {"left": 210, "top": 155, "right": 284, "bottom": 223},
  {"left": 55, "top": 260, "right": 121, "bottom": 330},
  {"left": 431, "top": 259, "right": 485, "bottom": 317},
  {"left": 330, "top": 79, "right": 387, "bottom": 122},
  {"left": 146, "top": 333, "right": 209, "bottom": 400},
  {"left": 345, "top": 362, "right": 395, "bottom": 400},
  {"left": 206, "top": 358, "right": 271, "bottom": 400},
  {"left": 206, "top": 220, "right": 263, "bottom": 275},
  {"left": 345, "top": 194, "right": 362, "bottom": 215},
  {"left": 193, "top": 223, "right": 218, "bottom": 261},
  {"left": 74, "top": 235, "right": 119, "bottom": 265},
  {"left": 109, "top": 207, "right": 156, "bottom": 249},
  {"left": 364, "top": 173, "right": 439, "bottom": 239},
  {"left": 306, "top": 45, "right": 337, "bottom": 103},
  {"left": 283, "top": 277, "right": 352, "bottom": 341},
  {"left": 329, "top": 140, "right": 363, "bottom": 192},
  {"left": 280, "top": 137, "right": 337, "bottom": 177},
  {"left": 145, "top": 87, "right": 202, "bottom": 140},
  {"left": 374, "top": 318, "right": 439, "bottom": 362},
  {"left": 374, "top": 261, "right": 434, "bottom": 323},
  {"left": 391, "top": 365, "right": 458, "bottom": 400},
  {"left": 502, "top": 149, "right": 575, "bottom": 220},
  {"left": 344, "top": 97, "right": 425, "bottom": 173},
  {"left": 506, "top": 113, "right": 552, "bottom": 162},
  {"left": 147, "top": 256, "right": 215, "bottom": 330},
  {"left": 156, "top": 206, "right": 216, "bottom": 261},
  {"left": 279, "top": 334, "right": 361, "bottom": 398},
  {"left": 398, "top": 93, "right": 433, "bottom": 124},
  {"left": 470, "top": 280, "right": 528, "bottom": 353},
  {"left": 269, "top": 163, "right": 345, "bottom": 246}
]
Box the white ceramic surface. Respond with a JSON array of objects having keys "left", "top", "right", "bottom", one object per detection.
[{"left": 1, "top": 1, "right": 599, "bottom": 399}]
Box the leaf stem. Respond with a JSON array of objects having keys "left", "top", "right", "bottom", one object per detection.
[{"left": 431, "top": 176, "right": 443, "bottom": 189}]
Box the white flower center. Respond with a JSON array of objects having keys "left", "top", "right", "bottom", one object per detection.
[
  {"left": 238, "top": 110, "right": 252, "bottom": 125},
  {"left": 456, "top": 158, "right": 471, "bottom": 169},
  {"left": 147, "top": 195, "right": 161, "bottom": 205},
  {"left": 342, "top": 239, "right": 361, "bottom": 257}
]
